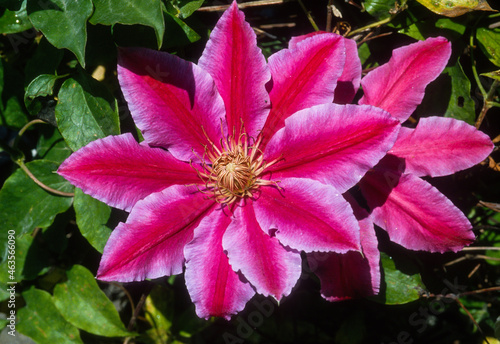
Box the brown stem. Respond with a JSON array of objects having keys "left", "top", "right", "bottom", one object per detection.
[
  {"left": 455, "top": 298, "right": 490, "bottom": 344},
  {"left": 198, "top": 0, "right": 288, "bottom": 12},
  {"left": 475, "top": 80, "right": 499, "bottom": 129},
  {"left": 326, "top": 0, "right": 334, "bottom": 32},
  {"left": 17, "top": 161, "right": 74, "bottom": 197}
]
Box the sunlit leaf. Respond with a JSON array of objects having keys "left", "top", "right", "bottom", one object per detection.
[
  {"left": 166, "top": 0, "right": 205, "bottom": 19},
  {"left": 477, "top": 27, "right": 500, "bottom": 67},
  {"left": 0, "top": 0, "right": 32, "bottom": 34},
  {"left": 53, "top": 265, "right": 133, "bottom": 337},
  {"left": 17, "top": 287, "right": 83, "bottom": 344},
  {"left": 24, "top": 74, "right": 65, "bottom": 115},
  {"left": 73, "top": 188, "right": 111, "bottom": 254},
  {"left": 374, "top": 253, "right": 426, "bottom": 305},
  {"left": 364, "top": 0, "right": 398, "bottom": 20},
  {"left": 55, "top": 72, "right": 119, "bottom": 151},
  {"left": 144, "top": 284, "right": 174, "bottom": 343},
  {"left": 416, "top": 0, "right": 495, "bottom": 17},
  {"left": 444, "top": 61, "right": 475, "bottom": 125},
  {"left": 27, "top": 0, "right": 93, "bottom": 67},
  {"left": 481, "top": 70, "right": 500, "bottom": 82},
  {"left": 90, "top": 0, "right": 165, "bottom": 48},
  {"left": 0, "top": 160, "right": 73, "bottom": 263}
]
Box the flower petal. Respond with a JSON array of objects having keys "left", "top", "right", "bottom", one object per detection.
[
  {"left": 389, "top": 117, "right": 494, "bottom": 177},
  {"left": 58, "top": 133, "right": 200, "bottom": 211},
  {"left": 198, "top": 1, "right": 271, "bottom": 138},
  {"left": 97, "top": 185, "right": 214, "bottom": 282},
  {"left": 359, "top": 37, "right": 451, "bottom": 122},
  {"left": 118, "top": 47, "right": 226, "bottom": 161},
  {"left": 223, "top": 200, "right": 302, "bottom": 300},
  {"left": 264, "top": 103, "right": 400, "bottom": 193},
  {"left": 360, "top": 171, "right": 475, "bottom": 253},
  {"left": 307, "top": 204, "right": 380, "bottom": 301},
  {"left": 263, "top": 33, "right": 346, "bottom": 139},
  {"left": 253, "top": 178, "right": 360, "bottom": 253},
  {"left": 289, "top": 32, "right": 361, "bottom": 104},
  {"left": 185, "top": 209, "right": 255, "bottom": 320}
]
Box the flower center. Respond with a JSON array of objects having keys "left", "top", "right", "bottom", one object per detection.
[{"left": 194, "top": 125, "right": 280, "bottom": 204}]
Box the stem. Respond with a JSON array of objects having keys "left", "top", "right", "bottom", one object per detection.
[
  {"left": 126, "top": 284, "right": 153, "bottom": 332},
  {"left": 347, "top": 17, "right": 392, "bottom": 37},
  {"left": 198, "top": 0, "right": 287, "bottom": 12},
  {"left": 470, "top": 29, "right": 487, "bottom": 98},
  {"left": 13, "top": 119, "right": 46, "bottom": 149},
  {"left": 16, "top": 160, "right": 74, "bottom": 197},
  {"left": 475, "top": 80, "right": 499, "bottom": 129},
  {"left": 297, "top": 0, "right": 319, "bottom": 31},
  {"left": 463, "top": 246, "right": 500, "bottom": 251},
  {"left": 326, "top": 0, "right": 334, "bottom": 32}
]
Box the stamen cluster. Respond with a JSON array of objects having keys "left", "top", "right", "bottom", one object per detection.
[{"left": 196, "top": 126, "right": 279, "bottom": 204}]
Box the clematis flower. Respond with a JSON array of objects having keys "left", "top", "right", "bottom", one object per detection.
[
  {"left": 58, "top": 2, "right": 400, "bottom": 318},
  {"left": 305, "top": 35, "right": 494, "bottom": 301}
]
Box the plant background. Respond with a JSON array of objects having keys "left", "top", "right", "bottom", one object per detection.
[{"left": 0, "top": 0, "right": 500, "bottom": 343}]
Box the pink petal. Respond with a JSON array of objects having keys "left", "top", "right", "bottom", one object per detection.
[
  {"left": 264, "top": 103, "right": 400, "bottom": 193},
  {"left": 118, "top": 47, "right": 226, "bottom": 162},
  {"left": 289, "top": 32, "right": 361, "bottom": 104},
  {"left": 262, "top": 33, "right": 346, "bottom": 140},
  {"left": 252, "top": 178, "right": 360, "bottom": 253},
  {"left": 198, "top": 1, "right": 271, "bottom": 138},
  {"left": 360, "top": 171, "right": 475, "bottom": 253},
  {"left": 359, "top": 37, "right": 451, "bottom": 122},
  {"left": 389, "top": 117, "right": 494, "bottom": 177},
  {"left": 307, "top": 201, "right": 380, "bottom": 301},
  {"left": 223, "top": 200, "right": 302, "bottom": 300},
  {"left": 184, "top": 209, "right": 255, "bottom": 320},
  {"left": 96, "top": 185, "right": 215, "bottom": 282},
  {"left": 58, "top": 134, "right": 200, "bottom": 211}
]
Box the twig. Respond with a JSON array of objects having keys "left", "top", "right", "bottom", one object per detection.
[
  {"left": 463, "top": 246, "right": 500, "bottom": 251},
  {"left": 297, "top": 0, "right": 320, "bottom": 31},
  {"left": 326, "top": 0, "right": 334, "bottom": 32},
  {"left": 198, "top": 0, "right": 288, "bottom": 12},
  {"left": 455, "top": 298, "right": 490, "bottom": 344}
]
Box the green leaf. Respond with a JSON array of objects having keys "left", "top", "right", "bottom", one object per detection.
[
  {"left": 24, "top": 74, "right": 64, "bottom": 115},
  {"left": 481, "top": 69, "right": 500, "bottom": 82},
  {"left": 73, "top": 188, "right": 111, "bottom": 254},
  {"left": 444, "top": 61, "right": 476, "bottom": 125},
  {"left": 25, "top": 37, "right": 64, "bottom": 86},
  {"left": 477, "top": 27, "right": 500, "bottom": 67},
  {"left": 164, "top": 12, "right": 200, "bottom": 47},
  {"left": 36, "top": 126, "right": 72, "bottom": 163},
  {"left": 27, "top": 0, "right": 93, "bottom": 67},
  {"left": 0, "top": 0, "right": 32, "bottom": 34},
  {"left": 375, "top": 253, "right": 426, "bottom": 305},
  {"left": 90, "top": 0, "right": 165, "bottom": 48},
  {"left": 144, "top": 284, "right": 174, "bottom": 343},
  {"left": 416, "top": 0, "right": 495, "bottom": 17},
  {"left": 0, "top": 58, "right": 29, "bottom": 128},
  {"left": 363, "top": 0, "right": 398, "bottom": 20},
  {"left": 17, "top": 287, "right": 83, "bottom": 344},
  {"left": 0, "top": 160, "right": 73, "bottom": 262},
  {"left": 55, "top": 71, "right": 119, "bottom": 151},
  {"left": 53, "top": 265, "right": 133, "bottom": 337},
  {"left": 166, "top": 0, "right": 205, "bottom": 19}
]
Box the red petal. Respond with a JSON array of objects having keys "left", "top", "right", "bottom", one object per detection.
[
  {"left": 198, "top": 1, "right": 271, "bottom": 138},
  {"left": 253, "top": 178, "right": 360, "bottom": 253},
  {"left": 262, "top": 33, "right": 345, "bottom": 141},
  {"left": 264, "top": 103, "right": 399, "bottom": 193},
  {"left": 389, "top": 117, "right": 494, "bottom": 177},
  {"left": 97, "top": 186, "right": 215, "bottom": 282},
  {"left": 118, "top": 48, "right": 226, "bottom": 161},
  {"left": 58, "top": 134, "right": 199, "bottom": 211},
  {"left": 223, "top": 200, "right": 302, "bottom": 300},
  {"left": 359, "top": 37, "right": 451, "bottom": 122},
  {"left": 184, "top": 209, "right": 255, "bottom": 319},
  {"left": 360, "top": 171, "right": 475, "bottom": 253}
]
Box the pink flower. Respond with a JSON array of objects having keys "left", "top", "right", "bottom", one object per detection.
[
  {"left": 58, "top": 2, "right": 400, "bottom": 318},
  {"left": 307, "top": 35, "right": 494, "bottom": 301}
]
